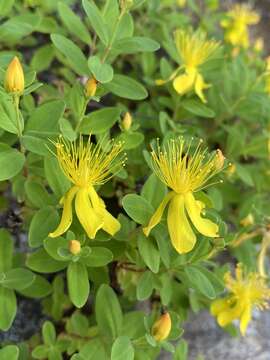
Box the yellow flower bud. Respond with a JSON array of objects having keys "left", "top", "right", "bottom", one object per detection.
[
  {"left": 69, "top": 240, "right": 81, "bottom": 255},
  {"left": 85, "top": 78, "right": 98, "bottom": 97},
  {"left": 214, "top": 149, "right": 225, "bottom": 170},
  {"left": 151, "top": 312, "right": 171, "bottom": 342},
  {"left": 122, "top": 112, "right": 132, "bottom": 131},
  {"left": 227, "top": 163, "right": 236, "bottom": 177},
  {"left": 177, "top": 0, "right": 186, "bottom": 8},
  {"left": 4, "top": 56, "right": 25, "bottom": 94},
  {"left": 240, "top": 213, "right": 254, "bottom": 227},
  {"left": 254, "top": 37, "right": 264, "bottom": 53},
  {"left": 155, "top": 79, "right": 166, "bottom": 86}
]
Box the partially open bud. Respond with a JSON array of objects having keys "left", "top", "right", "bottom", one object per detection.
[
  {"left": 69, "top": 240, "right": 81, "bottom": 255},
  {"left": 122, "top": 112, "right": 132, "bottom": 131},
  {"left": 240, "top": 213, "right": 254, "bottom": 227},
  {"left": 4, "top": 56, "right": 24, "bottom": 94},
  {"left": 214, "top": 149, "right": 225, "bottom": 170},
  {"left": 177, "top": 0, "right": 186, "bottom": 8},
  {"left": 254, "top": 37, "right": 264, "bottom": 53},
  {"left": 85, "top": 77, "right": 98, "bottom": 97},
  {"left": 151, "top": 312, "right": 171, "bottom": 342}
]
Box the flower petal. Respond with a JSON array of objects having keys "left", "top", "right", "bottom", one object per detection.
[
  {"left": 143, "top": 192, "right": 174, "bottom": 237},
  {"left": 184, "top": 192, "right": 219, "bottom": 238},
  {"left": 49, "top": 186, "right": 78, "bottom": 238},
  {"left": 75, "top": 187, "right": 104, "bottom": 239},
  {"left": 210, "top": 298, "right": 229, "bottom": 316},
  {"left": 194, "top": 73, "right": 209, "bottom": 103},
  {"left": 239, "top": 303, "right": 252, "bottom": 336},
  {"left": 102, "top": 209, "right": 121, "bottom": 236},
  {"left": 167, "top": 194, "right": 196, "bottom": 254},
  {"left": 173, "top": 72, "right": 195, "bottom": 95}
]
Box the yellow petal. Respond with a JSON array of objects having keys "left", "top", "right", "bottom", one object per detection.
[
  {"left": 143, "top": 192, "right": 174, "bottom": 237},
  {"left": 75, "top": 187, "right": 104, "bottom": 239},
  {"left": 210, "top": 298, "right": 229, "bottom": 316},
  {"left": 239, "top": 303, "right": 252, "bottom": 336},
  {"left": 194, "top": 73, "right": 209, "bottom": 103},
  {"left": 167, "top": 194, "right": 196, "bottom": 254},
  {"left": 49, "top": 186, "right": 78, "bottom": 238},
  {"left": 88, "top": 186, "right": 120, "bottom": 236},
  {"left": 184, "top": 192, "right": 219, "bottom": 238},
  {"left": 102, "top": 209, "right": 121, "bottom": 236},
  {"left": 173, "top": 72, "right": 195, "bottom": 95}
]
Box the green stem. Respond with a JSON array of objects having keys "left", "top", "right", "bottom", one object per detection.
[
  {"left": 75, "top": 98, "right": 88, "bottom": 133},
  {"left": 13, "top": 95, "right": 25, "bottom": 153},
  {"left": 101, "top": 9, "right": 125, "bottom": 63}
]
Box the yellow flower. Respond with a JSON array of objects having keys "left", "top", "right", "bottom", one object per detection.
[
  {"left": 151, "top": 312, "right": 172, "bottom": 342},
  {"left": 4, "top": 56, "right": 25, "bottom": 94},
  {"left": 254, "top": 37, "right": 264, "bottom": 53},
  {"left": 158, "top": 30, "right": 219, "bottom": 103},
  {"left": 49, "top": 136, "right": 125, "bottom": 239},
  {"left": 143, "top": 138, "right": 223, "bottom": 254},
  {"left": 211, "top": 264, "right": 270, "bottom": 335},
  {"left": 221, "top": 4, "right": 260, "bottom": 49}
]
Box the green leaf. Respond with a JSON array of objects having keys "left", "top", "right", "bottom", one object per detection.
[
  {"left": 88, "top": 56, "right": 114, "bottom": 83},
  {"left": 113, "top": 36, "right": 159, "bottom": 54},
  {"left": 118, "top": 132, "right": 144, "bottom": 150},
  {"left": 136, "top": 271, "right": 154, "bottom": 300},
  {"left": 67, "top": 262, "right": 90, "bottom": 308},
  {"left": 182, "top": 99, "right": 215, "bottom": 118},
  {"left": 30, "top": 44, "right": 54, "bottom": 72},
  {"left": 236, "top": 163, "right": 254, "bottom": 186},
  {"left": 27, "top": 249, "right": 68, "bottom": 274},
  {"left": 82, "top": 0, "right": 109, "bottom": 45},
  {"left": 42, "top": 321, "right": 56, "bottom": 345},
  {"left": 0, "top": 96, "right": 18, "bottom": 134},
  {"left": 19, "top": 275, "right": 52, "bottom": 298},
  {"left": 29, "top": 206, "right": 60, "bottom": 247},
  {"left": 0, "top": 345, "right": 19, "bottom": 360},
  {"left": 26, "top": 100, "right": 65, "bottom": 134},
  {"left": 0, "top": 229, "right": 13, "bottom": 272},
  {"left": 25, "top": 180, "right": 56, "bottom": 208},
  {"left": 79, "top": 107, "right": 121, "bottom": 134},
  {"left": 58, "top": 2, "right": 91, "bottom": 44},
  {"left": 138, "top": 233, "right": 160, "bottom": 273},
  {"left": 184, "top": 266, "right": 216, "bottom": 299},
  {"left": 0, "top": 286, "right": 16, "bottom": 331},
  {"left": 81, "top": 247, "right": 113, "bottom": 267},
  {"left": 44, "top": 156, "right": 70, "bottom": 198},
  {"left": 32, "top": 345, "right": 49, "bottom": 359},
  {"left": 0, "top": 268, "right": 35, "bottom": 291},
  {"left": 122, "top": 194, "right": 153, "bottom": 224},
  {"left": 0, "top": 0, "right": 15, "bottom": 16},
  {"left": 141, "top": 174, "right": 167, "bottom": 209},
  {"left": 111, "top": 336, "right": 134, "bottom": 360},
  {"left": 79, "top": 339, "right": 107, "bottom": 360},
  {"left": 104, "top": 75, "right": 148, "bottom": 100},
  {"left": 44, "top": 236, "right": 69, "bottom": 261},
  {"left": 51, "top": 34, "right": 89, "bottom": 76},
  {"left": 96, "top": 284, "right": 123, "bottom": 339},
  {"left": 0, "top": 143, "right": 25, "bottom": 181}
]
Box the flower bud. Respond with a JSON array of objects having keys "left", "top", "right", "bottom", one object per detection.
[
  {"left": 214, "top": 149, "right": 225, "bottom": 170},
  {"left": 69, "top": 240, "right": 81, "bottom": 255},
  {"left": 4, "top": 56, "right": 24, "bottom": 94},
  {"left": 85, "top": 77, "right": 97, "bottom": 97},
  {"left": 151, "top": 312, "right": 171, "bottom": 342},
  {"left": 177, "top": 0, "right": 186, "bottom": 8},
  {"left": 240, "top": 213, "right": 254, "bottom": 227},
  {"left": 227, "top": 163, "right": 236, "bottom": 177},
  {"left": 254, "top": 38, "right": 264, "bottom": 53},
  {"left": 122, "top": 112, "right": 132, "bottom": 131}
]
